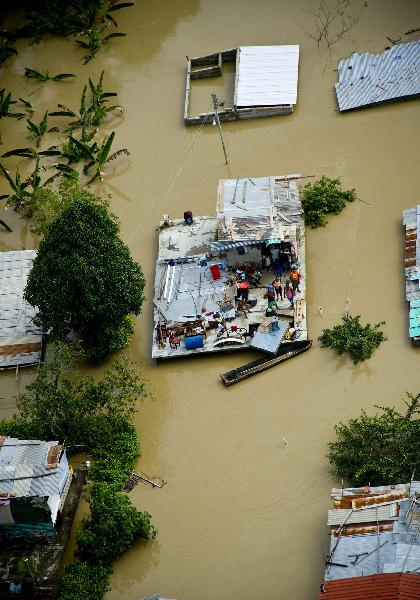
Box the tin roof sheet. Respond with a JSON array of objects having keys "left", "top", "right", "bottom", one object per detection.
[
  {"left": 319, "top": 573, "right": 420, "bottom": 599},
  {"left": 0, "top": 250, "right": 43, "bottom": 367},
  {"left": 335, "top": 41, "right": 420, "bottom": 111},
  {"left": 235, "top": 46, "right": 299, "bottom": 107},
  {"left": 0, "top": 438, "right": 69, "bottom": 498}
]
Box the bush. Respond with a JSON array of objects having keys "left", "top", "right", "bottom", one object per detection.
[
  {"left": 77, "top": 483, "right": 156, "bottom": 565},
  {"left": 0, "top": 346, "right": 146, "bottom": 487},
  {"left": 328, "top": 393, "right": 420, "bottom": 485},
  {"left": 24, "top": 199, "right": 145, "bottom": 362},
  {"left": 22, "top": 177, "right": 109, "bottom": 235},
  {"left": 319, "top": 314, "right": 386, "bottom": 364},
  {"left": 59, "top": 562, "right": 111, "bottom": 600},
  {"left": 301, "top": 176, "right": 356, "bottom": 228}
]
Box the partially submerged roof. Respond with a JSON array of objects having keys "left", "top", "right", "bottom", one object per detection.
[
  {"left": 403, "top": 206, "right": 420, "bottom": 341},
  {"left": 235, "top": 45, "right": 299, "bottom": 107},
  {"left": 319, "top": 573, "right": 420, "bottom": 599},
  {"left": 0, "top": 437, "right": 69, "bottom": 500},
  {"left": 323, "top": 481, "right": 420, "bottom": 582},
  {"left": 214, "top": 176, "right": 303, "bottom": 249},
  {"left": 0, "top": 250, "right": 43, "bottom": 368},
  {"left": 335, "top": 41, "right": 420, "bottom": 111}
]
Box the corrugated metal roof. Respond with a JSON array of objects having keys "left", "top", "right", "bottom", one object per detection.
[
  {"left": 216, "top": 176, "right": 303, "bottom": 243},
  {"left": 235, "top": 46, "right": 299, "bottom": 107},
  {"left": 335, "top": 41, "right": 420, "bottom": 111},
  {"left": 0, "top": 250, "right": 43, "bottom": 367},
  {"left": 319, "top": 573, "right": 420, "bottom": 599},
  {"left": 327, "top": 505, "right": 397, "bottom": 526},
  {"left": 0, "top": 438, "right": 69, "bottom": 498}
]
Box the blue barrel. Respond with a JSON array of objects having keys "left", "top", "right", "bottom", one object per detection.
[{"left": 184, "top": 335, "right": 204, "bottom": 350}]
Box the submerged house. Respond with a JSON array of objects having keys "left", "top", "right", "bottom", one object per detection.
[
  {"left": 319, "top": 481, "right": 420, "bottom": 597},
  {"left": 184, "top": 45, "right": 299, "bottom": 124},
  {"left": 0, "top": 250, "right": 44, "bottom": 369},
  {"left": 335, "top": 41, "right": 420, "bottom": 112},
  {"left": 403, "top": 206, "right": 420, "bottom": 344},
  {"left": 0, "top": 437, "right": 71, "bottom": 541},
  {"left": 152, "top": 175, "right": 307, "bottom": 359}
]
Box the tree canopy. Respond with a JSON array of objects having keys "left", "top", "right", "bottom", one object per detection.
[
  {"left": 328, "top": 393, "right": 420, "bottom": 485},
  {"left": 77, "top": 482, "right": 156, "bottom": 566},
  {"left": 319, "top": 314, "right": 386, "bottom": 364},
  {"left": 301, "top": 176, "right": 356, "bottom": 228},
  {"left": 24, "top": 199, "right": 145, "bottom": 362}
]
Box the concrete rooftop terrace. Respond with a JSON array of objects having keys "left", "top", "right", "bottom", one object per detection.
[{"left": 152, "top": 177, "right": 307, "bottom": 359}]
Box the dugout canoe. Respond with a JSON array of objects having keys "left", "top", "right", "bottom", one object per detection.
[{"left": 220, "top": 340, "right": 312, "bottom": 386}]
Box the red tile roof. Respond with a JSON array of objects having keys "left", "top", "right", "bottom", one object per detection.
[{"left": 319, "top": 573, "right": 420, "bottom": 599}]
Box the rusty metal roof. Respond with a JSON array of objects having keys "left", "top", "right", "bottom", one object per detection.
[{"left": 319, "top": 573, "right": 420, "bottom": 599}]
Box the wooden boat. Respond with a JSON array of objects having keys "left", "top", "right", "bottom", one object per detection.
[{"left": 220, "top": 340, "right": 312, "bottom": 386}]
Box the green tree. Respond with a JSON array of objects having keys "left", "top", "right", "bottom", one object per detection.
[
  {"left": 0, "top": 344, "right": 146, "bottom": 488},
  {"left": 24, "top": 199, "right": 145, "bottom": 362},
  {"left": 301, "top": 175, "right": 356, "bottom": 228},
  {"left": 59, "top": 562, "right": 111, "bottom": 600},
  {"left": 21, "top": 177, "right": 109, "bottom": 235},
  {"left": 319, "top": 314, "right": 386, "bottom": 364},
  {"left": 77, "top": 482, "right": 156, "bottom": 565},
  {"left": 328, "top": 393, "right": 420, "bottom": 485}
]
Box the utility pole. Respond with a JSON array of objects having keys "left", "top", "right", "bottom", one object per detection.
[{"left": 211, "top": 93, "right": 229, "bottom": 165}]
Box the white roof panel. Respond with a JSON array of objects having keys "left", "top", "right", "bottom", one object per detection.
[{"left": 235, "top": 45, "right": 299, "bottom": 107}]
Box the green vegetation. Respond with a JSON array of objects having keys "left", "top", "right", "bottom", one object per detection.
[
  {"left": 49, "top": 71, "right": 123, "bottom": 131},
  {"left": 301, "top": 175, "right": 356, "bottom": 228},
  {"left": 24, "top": 199, "right": 144, "bottom": 362},
  {"left": 59, "top": 563, "right": 111, "bottom": 600},
  {"left": 0, "top": 89, "right": 25, "bottom": 119},
  {"left": 328, "top": 393, "right": 420, "bottom": 485},
  {"left": 18, "top": 176, "right": 108, "bottom": 234},
  {"left": 26, "top": 111, "right": 49, "bottom": 146},
  {"left": 24, "top": 67, "right": 76, "bottom": 81},
  {"left": 1, "top": 344, "right": 145, "bottom": 487},
  {"left": 77, "top": 482, "right": 156, "bottom": 565},
  {"left": 0, "top": 1, "right": 134, "bottom": 67},
  {"left": 318, "top": 314, "right": 386, "bottom": 364},
  {"left": 0, "top": 344, "right": 154, "bottom": 600}
]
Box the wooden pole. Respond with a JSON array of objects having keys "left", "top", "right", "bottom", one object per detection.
[{"left": 211, "top": 93, "right": 229, "bottom": 164}]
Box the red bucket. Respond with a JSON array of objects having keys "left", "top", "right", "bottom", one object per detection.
[{"left": 209, "top": 264, "right": 221, "bottom": 280}]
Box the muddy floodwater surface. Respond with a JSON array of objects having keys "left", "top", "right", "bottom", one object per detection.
[{"left": 1, "top": 1, "right": 420, "bottom": 599}]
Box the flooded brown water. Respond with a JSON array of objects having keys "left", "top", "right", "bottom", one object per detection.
[{"left": 1, "top": 1, "right": 420, "bottom": 598}]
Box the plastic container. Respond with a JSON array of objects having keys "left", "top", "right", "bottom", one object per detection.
[
  {"left": 271, "top": 320, "right": 280, "bottom": 331},
  {"left": 184, "top": 335, "right": 204, "bottom": 350},
  {"left": 209, "top": 264, "right": 221, "bottom": 280}
]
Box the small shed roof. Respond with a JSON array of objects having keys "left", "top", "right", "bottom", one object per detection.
[
  {"left": 0, "top": 438, "right": 69, "bottom": 500},
  {"left": 235, "top": 45, "right": 299, "bottom": 107}
]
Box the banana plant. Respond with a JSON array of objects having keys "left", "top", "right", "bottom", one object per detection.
[
  {"left": 1, "top": 146, "right": 61, "bottom": 159},
  {"left": 24, "top": 67, "right": 76, "bottom": 81},
  {"left": 0, "top": 219, "right": 12, "bottom": 231},
  {"left": 26, "top": 111, "right": 49, "bottom": 147},
  {"left": 0, "top": 89, "right": 25, "bottom": 119},
  {"left": 60, "top": 128, "right": 97, "bottom": 164},
  {"left": 0, "top": 28, "right": 17, "bottom": 67},
  {"left": 77, "top": 26, "right": 126, "bottom": 63},
  {"left": 19, "top": 97, "right": 35, "bottom": 119},
  {"left": 0, "top": 163, "right": 31, "bottom": 206},
  {"left": 49, "top": 71, "right": 122, "bottom": 130},
  {"left": 65, "top": 130, "right": 129, "bottom": 183}
]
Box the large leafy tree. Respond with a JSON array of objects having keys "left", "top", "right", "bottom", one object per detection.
[
  {"left": 328, "top": 393, "right": 420, "bottom": 485},
  {"left": 25, "top": 199, "right": 145, "bottom": 362},
  {"left": 77, "top": 482, "right": 156, "bottom": 566}
]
